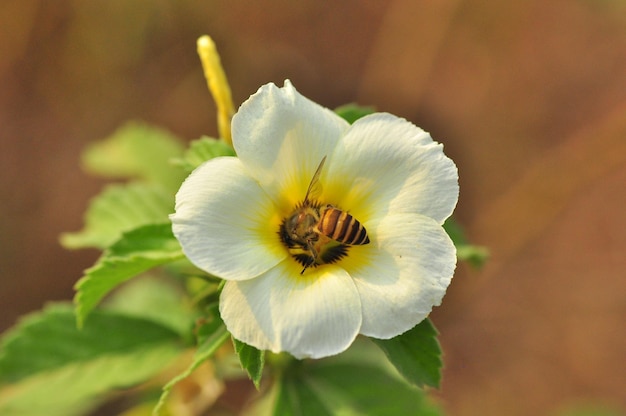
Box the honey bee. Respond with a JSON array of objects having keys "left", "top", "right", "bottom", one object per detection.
[{"left": 279, "top": 156, "right": 370, "bottom": 274}]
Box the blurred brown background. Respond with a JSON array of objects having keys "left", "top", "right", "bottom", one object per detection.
[{"left": 1, "top": 1, "right": 625, "bottom": 415}]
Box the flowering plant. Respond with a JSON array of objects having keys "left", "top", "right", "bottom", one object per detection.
[
  {"left": 172, "top": 78, "right": 459, "bottom": 360},
  {"left": 0, "top": 36, "right": 486, "bottom": 415}
]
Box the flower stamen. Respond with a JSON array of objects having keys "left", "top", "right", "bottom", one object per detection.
[{"left": 278, "top": 198, "right": 367, "bottom": 274}]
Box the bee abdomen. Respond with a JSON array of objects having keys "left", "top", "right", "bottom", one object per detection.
[{"left": 319, "top": 208, "right": 370, "bottom": 245}]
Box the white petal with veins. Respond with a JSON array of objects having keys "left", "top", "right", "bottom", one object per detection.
[
  {"left": 231, "top": 81, "right": 350, "bottom": 212},
  {"left": 326, "top": 113, "right": 459, "bottom": 225},
  {"left": 172, "top": 157, "right": 285, "bottom": 281},
  {"left": 220, "top": 262, "right": 362, "bottom": 359},
  {"left": 346, "top": 213, "right": 456, "bottom": 338}
]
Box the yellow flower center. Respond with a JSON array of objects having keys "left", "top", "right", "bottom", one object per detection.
[{"left": 278, "top": 199, "right": 369, "bottom": 274}]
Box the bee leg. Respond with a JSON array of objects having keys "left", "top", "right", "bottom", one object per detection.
[{"left": 300, "top": 239, "right": 319, "bottom": 275}]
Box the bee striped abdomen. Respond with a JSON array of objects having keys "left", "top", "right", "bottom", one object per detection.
[{"left": 319, "top": 207, "right": 370, "bottom": 245}]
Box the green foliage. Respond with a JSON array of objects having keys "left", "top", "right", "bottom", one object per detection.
[
  {"left": 307, "top": 363, "right": 442, "bottom": 416},
  {"left": 233, "top": 338, "right": 265, "bottom": 389},
  {"left": 103, "top": 275, "right": 197, "bottom": 337},
  {"left": 74, "top": 223, "right": 185, "bottom": 327},
  {"left": 273, "top": 374, "right": 332, "bottom": 416},
  {"left": 154, "top": 306, "right": 230, "bottom": 415},
  {"left": 60, "top": 182, "right": 175, "bottom": 250},
  {"left": 81, "top": 121, "right": 186, "bottom": 191},
  {"left": 371, "top": 319, "right": 442, "bottom": 389},
  {"left": 61, "top": 121, "right": 189, "bottom": 250},
  {"left": 335, "top": 103, "right": 376, "bottom": 124},
  {"left": 269, "top": 341, "right": 443, "bottom": 416},
  {"left": 172, "top": 136, "right": 236, "bottom": 172},
  {"left": 0, "top": 303, "right": 182, "bottom": 416},
  {"left": 444, "top": 218, "right": 489, "bottom": 268},
  {"left": 1, "top": 113, "right": 489, "bottom": 415}
]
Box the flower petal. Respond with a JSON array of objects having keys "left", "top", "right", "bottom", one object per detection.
[
  {"left": 171, "top": 157, "right": 286, "bottom": 281},
  {"left": 231, "top": 80, "right": 350, "bottom": 213},
  {"left": 325, "top": 113, "right": 459, "bottom": 224},
  {"left": 219, "top": 260, "right": 362, "bottom": 359},
  {"left": 342, "top": 213, "right": 456, "bottom": 339}
]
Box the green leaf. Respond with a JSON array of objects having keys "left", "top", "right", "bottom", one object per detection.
[
  {"left": 0, "top": 303, "right": 182, "bottom": 416},
  {"left": 443, "top": 218, "right": 489, "bottom": 268},
  {"left": 371, "top": 319, "right": 442, "bottom": 389},
  {"left": 270, "top": 355, "right": 442, "bottom": 416},
  {"left": 306, "top": 362, "right": 442, "bottom": 416},
  {"left": 104, "top": 275, "right": 197, "bottom": 338},
  {"left": 456, "top": 244, "right": 490, "bottom": 267},
  {"left": 273, "top": 372, "right": 333, "bottom": 416},
  {"left": 60, "top": 182, "right": 175, "bottom": 250},
  {"left": 74, "top": 223, "right": 185, "bottom": 327},
  {"left": 0, "top": 303, "right": 181, "bottom": 382},
  {"left": 153, "top": 308, "right": 230, "bottom": 415},
  {"left": 442, "top": 217, "right": 466, "bottom": 245},
  {"left": 171, "top": 136, "right": 236, "bottom": 172},
  {"left": 335, "top": 103, "right": 376, "bottom": 124},
  {"left": 232, "top": 338, "right": 265, "bottom": 389},
  {"left": 81, "top": 121, "right": 186, "bottom": 191}
]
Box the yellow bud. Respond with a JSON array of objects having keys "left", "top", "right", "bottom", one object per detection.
[{"left": 197, "top": 35, "right": 235, "bottom": 147}]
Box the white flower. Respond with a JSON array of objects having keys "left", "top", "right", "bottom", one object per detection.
[{"left": 171, "top": 80, "right": 458, "bottom": 359}]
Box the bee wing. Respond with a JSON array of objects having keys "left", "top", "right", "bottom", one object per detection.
[{"left": 303, "top": 156, "right": 326, "bottom": 202}]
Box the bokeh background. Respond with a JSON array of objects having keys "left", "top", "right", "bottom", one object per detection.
[{"left": 1, "top": 1, "right": 625, "bottom": 415}]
